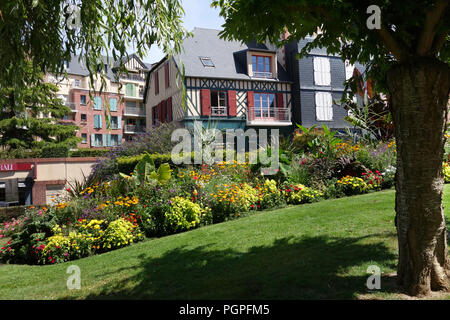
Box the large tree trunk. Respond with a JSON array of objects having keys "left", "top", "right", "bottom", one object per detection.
[{"left": 387, "top": 58, "right": 450, "bottom": 297}]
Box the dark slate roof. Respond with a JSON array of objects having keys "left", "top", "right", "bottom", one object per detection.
[
  {"left": 65, "top": 54, "right": 150, "bottom": 82},
  {"left": 172, "top": 28, "right": 291, "bottom": 82}
]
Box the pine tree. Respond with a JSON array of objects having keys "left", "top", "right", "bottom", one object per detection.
[{"left": 0, "top": 61, "right": 79, "bottom": 152}]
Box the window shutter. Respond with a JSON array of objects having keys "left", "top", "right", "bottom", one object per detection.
[
  {"left": 109, "top": 98, "right": 117, "bottom": 111},
  {"left": 102, "top": 134, "right": 107, "bottom": 147},
  {"left": 99, "top": 115, "right": 102, "bottom": 128},
  {"left": 323, "top": 58, "right": 331, "bottom": 85},
  {"left": 315, "top": 92, "right": 333, "bottom": 121},
  {"left": 201, "top": 89, "right": 211, "bottom": 116},
  {"left": 228, "top": 91, "right": 237, "bottom": 117},
  {"left": 94, "top": 115, "right": 98, "bottom": 128},
  {"left": 117, "top": 116, "right": 122, "bottom": 129},
  {"left": 167, "top": 97, "right": 173, "bottom": 122},
  {"left": 90, "top": 134, "right": 95, "bottom": 147},
  {"left": 118, "top": 135, "right": 122, "bottom": 146},
  {"left": 94, "top": 97, "right": 102, "bottom": 110},
  {"left": 154, "top": 72, "right": 159, "bottom": 95},
  {"left": 157, "top": 102, "right": 162, "bottom": 124},
  {"left": 163, "top": 101, "right": 166, "bottom": 123},
  {"left": 106, "top": 134, "right": 111, "bottom": 147},
  {"left": 165, "top": 64, "right": 169, "bottom": 89},
  {"left": 276, "top": 92, "right": 284, "bottom": 121},
  {"left": 152, "top": 106, "right": 156, "bottom": 126},
  {"left": 247, "top": 91, "right": 255, "bottom": 120}
]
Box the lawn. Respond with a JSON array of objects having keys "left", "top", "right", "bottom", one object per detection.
[{"left": 1, "top": 186, "right": 449, "bottom": 300}]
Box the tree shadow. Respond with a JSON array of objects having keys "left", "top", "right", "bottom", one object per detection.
[{"left": 78, "top": 233, "right": 401, "bottom": 300}]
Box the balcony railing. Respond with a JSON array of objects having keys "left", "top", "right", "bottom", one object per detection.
[
  {"left": 124, "top": 125, "right": 146, "bottom": 133},
  {"left": 211, "top": 106, "right": 227, "bottom": 116},
  {"left": 65, "top": 102, "right": 78, "bottom": 112},
  {"left": 124, "top": 106, "right": 146, "bottom": 117},
  {"left": 121, "top": 73, "right": 146, "bottom": 82},
  {"left": 246, "top": 107, "right": 292, "bottom": 126},
  {"left": 252, "top": 71, "right": 273, "bottom": 79}
]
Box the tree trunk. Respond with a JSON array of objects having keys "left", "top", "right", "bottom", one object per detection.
[{"left": 387, "top": 58, "right": 450, "bottom": 297}]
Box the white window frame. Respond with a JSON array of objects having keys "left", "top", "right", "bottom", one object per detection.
[
  {"left": 313, "top": 57, "right": 331, "bottom": 86},
  {"left": 345, "top": 60, "right": 355, "bottom": 80},
  {"left": 315, "top": 92, "right": 333, "bottom": 121}
]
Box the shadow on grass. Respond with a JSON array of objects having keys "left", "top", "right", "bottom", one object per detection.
[{"left": 80, "top": 234, "right": 399, "bottom": 300}]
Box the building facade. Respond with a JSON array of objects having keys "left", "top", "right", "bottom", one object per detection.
[
  {"left": 144, "top": 28, "right": 293, "bottom": 137},
  {"left": 47, "top": 54, "right": 151, "bottom": 148}
]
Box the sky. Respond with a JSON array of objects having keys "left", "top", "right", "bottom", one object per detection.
[{"left": 136, "top": 0, "right": 225, "bottom": 65}]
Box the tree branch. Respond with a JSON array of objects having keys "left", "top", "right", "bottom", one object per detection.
[
  {"left": 376, "top": 24, "right": 407, "bottom": 62},
  {"left": 416, "top": 0, "right": 448, "bottom": 56}
]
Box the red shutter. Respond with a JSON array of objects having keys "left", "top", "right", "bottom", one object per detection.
[
  {"left": 167, "top": 97, "right": 173, "bottom": 122},
  {"left": 247, "top": 91, "right": 255, "bottom": 121},
  {"left": 155, "top": 72, "right": 159, "bottom": 95},
  {"left": 276, "top": 92, "right": 284, "bottom": 121},
  {"left": 152, "top": 106, "right": 156, "bottom": 126},
  {"left": 161, "top": 100, "right": 166, "bottom": 123},
  {"left": 228, "top": 90, "right": 237, "bottom": 117},
  {"left": 201, "top": 89, "right": 211, "bottom": 116},
  {"left": 165, "top": 64, "right": 169, "bottom": 89},
  {"left": 157, "top": 102, "right": 162, "bottom": 125}
]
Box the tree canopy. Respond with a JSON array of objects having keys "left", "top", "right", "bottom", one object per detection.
[
  {"left": 212, "top": 0, "right": 449, "bottom": 90},
  {"left": 0, "top": 0, "right": 189, "bottom": 90}
]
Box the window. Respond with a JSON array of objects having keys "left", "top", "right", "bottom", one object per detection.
[
  {"left": 74, "top": 79, "right": 80, "bottom": 87},
  {"left": 315, "top": 92, "right": 333, "bottom": 121},
  {"left": 110, "top": 116, "right": 119, "bottom": 129},
  {"left": 109, "top": 134, "right": 119, "bottom": 146},
  {"left": 313, "top": 57, "right": 331, "bottom": 86},
  {"left": 200, "top": 57, "right": 215, "bottom": 67},
  {"left": 154, "top": 71, "right": 159, "bottom": 95},
  {"left": 93, "top": 96, "right": 102, "bottom": 110},
  {"left": 152, "top": 106, "right": 159, "bottom": 126},
  {"left": 211, "top": 91, "right": 227, "bottom": 116},
  {"left": 94, "top": 134, "right": 103, "bottom": 147},
  {"left": 126, "top": 83, "right": 136, "bottom": 97},
  {"left": 254, "top": 93, "right": 275, "bottom": 119},
  {"left": 109, "top": 98, "right": 118, "bottom": 111},
  {"left": 94, "top": 114, "right": 102, "bottom": 128},
  {"left": 80, "top": 95, "right": 87, "bottom": 105},
  {"left": 81, "top": 114, "right": 87, "bottom": 122},
  {"left": 252, "top": 55, "right": 272, "bottom": 78},
  {"left": 345, "top": 60, "right": 355, "bottom": 80},
  {"left": 81, "top": 133, "right": 87, "bottom": 144}
]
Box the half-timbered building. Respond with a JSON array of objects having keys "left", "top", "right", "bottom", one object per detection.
[{"left": 143, "top": 28, "right": 293, "bottom": 135}]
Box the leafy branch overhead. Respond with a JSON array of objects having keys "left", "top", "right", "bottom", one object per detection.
[{"left": 0, "top": 0, "right": 190, "bottom": 90}]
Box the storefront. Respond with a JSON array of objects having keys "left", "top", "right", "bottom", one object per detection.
[{"left": 0, "top": 158, "right": 98, "bottom": 206}]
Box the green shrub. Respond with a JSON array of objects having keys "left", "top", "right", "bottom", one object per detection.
[
  {"left": 165, "top": 196, "right": 206, "bottom": 233},
  {"left": 117, "top": 152, "right": 194, "bottom": 176},
  {"left": 69, "top": 148, "right": 109, "bottom": 158},
  {"left": 100, "top": 218, "right": 142, "bottom": 250},
  {"left": 0, "top": 205, "right": 39, "bottom": 223},
  {"left": 41, "top": 145, "right": 69, "bottom": 158}
]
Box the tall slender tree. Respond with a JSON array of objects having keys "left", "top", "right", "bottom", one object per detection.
[{"left": 212, "top": 0, "right": 450, "bottom": 296}]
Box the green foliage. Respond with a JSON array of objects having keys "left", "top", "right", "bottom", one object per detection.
[
  {"left": 444, "top": 163, "right": 450, "bottom": 183},
  {"left": 41, "top": 145, "right": 70, "bottom": 158},
  {"left": 101, "top": 218, "right": 142, "bottom": 250},
  {"left": 165, "top": 196, "right": 206, "bottom": 233},
  {"left": 69, "top": 148, "right": 110, "bottom": 158},
  {"left": 119, "top": 153, "right": 172, "bottom": 186}
]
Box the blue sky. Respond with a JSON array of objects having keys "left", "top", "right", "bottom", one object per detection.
[{"left": 140, "top": 0, "right": 224, "bottom": 64}]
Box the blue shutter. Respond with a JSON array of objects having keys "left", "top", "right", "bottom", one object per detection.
[
  {"left": 106, "top": 134, "right": 111, "bottom": 147},
  {"left": 110, "top": 98, "right": 117, "bottom": 111},
  {"left": 99, "top": 115, "right": 102, "bottom": 128},
  {"left": 118, "top": 134, "right": 122, "bottom": 146},
  {"left": 90, "top": 134, "right": 95, "bottom": 147},
  {"left": 102, "top": 134, "right": 107, "bottom": 147},
  {"left": 94, "top": 97, "right": 102, "bottom": 110},
  {"left": 117, "top": 116, "right": 122, "bottom": 129}
]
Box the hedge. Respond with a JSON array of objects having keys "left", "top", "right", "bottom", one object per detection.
[
  {"left": 41, "top": 145, "right": 70, "bottom": 158},
  {"left": 0, "top": 205, "right": 41, "bottom": 223},
  {"left": 117, "top": 152, "right": 195, "bottom": 175},
  {"left": 69, "top": 148, "right": 110, "bottom": 158}
]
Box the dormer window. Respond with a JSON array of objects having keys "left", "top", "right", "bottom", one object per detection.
[
  {"left": 252, "top": 55, "right": 272, "bottom": 78},
  {"left": 200, "top": 57, "right": 214, "bottom": 67}
]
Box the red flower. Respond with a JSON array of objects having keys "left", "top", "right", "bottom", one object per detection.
[{"left": 193, "top": 176, "right": 198, "bottom": 180}]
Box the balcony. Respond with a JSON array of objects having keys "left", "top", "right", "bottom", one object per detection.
[
  {"left": 65, "top": 102, "right": 78, "bottom": 112},
  {"left": 246, "top": 107, "right": 292, "bottom": 126},
  {"left": 121, "top": 73, "right": 146, "bottom": 82},
  {"left": 124, "top": 125, "right": 146, "bottom": 134},
  {"left": 252, "top": 71, "right": 274, "bottom": 79},
  {"left": 123, "top": 106, "right": 146, "bottom": 117},
  {"left": 211, "top": 106, "right": 227, "bottom": 117}
]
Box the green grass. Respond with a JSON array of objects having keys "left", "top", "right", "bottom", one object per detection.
[{"left": 1, "top": 186, "right": 449, "bottom": 300}]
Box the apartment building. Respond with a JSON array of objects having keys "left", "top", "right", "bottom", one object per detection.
[{"left": 47, "top": 54, "right": 151, "bottom": 148}]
